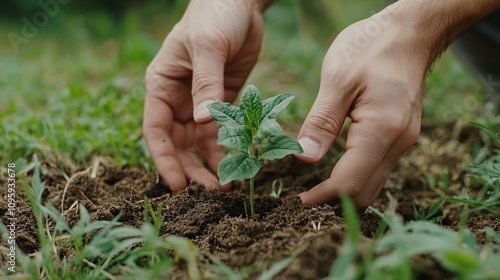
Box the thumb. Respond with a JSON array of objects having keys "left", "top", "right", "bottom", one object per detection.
[
  {"left": 191, "top": 48, "right": 226, "bottom": 123},
  {"left": 296, "top": 82, "right": 351, "bottom": 163}
]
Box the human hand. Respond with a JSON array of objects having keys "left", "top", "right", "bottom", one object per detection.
[
  {"left": 143, "top": 0, "right": 265, "bottom": 191},
  {"left": 296, "top": 0, "right": 500, "bottom": 208},
  {"left": 296, "top": 6, "right": 426, "bottom": 208}
]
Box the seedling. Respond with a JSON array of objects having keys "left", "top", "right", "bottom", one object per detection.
[
  {"left": 208, "top": 84, "right": 303, "bottom": 218},
  {"left": 270, "top": 178, "right": 283, "bottom": 199}
]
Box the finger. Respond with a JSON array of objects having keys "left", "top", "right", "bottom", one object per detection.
[
  {"left": 191, "top": 44, "right": 227, "bottom": 123},
  {"left": 177, "top": 150, "right": 222, "bottom": 191},
  {"left": 204, "top": 144, "right": 231, "bottom": 191},
  {"left": 195, "top": 122, "right": 231, "bottom": 191},
  {"left": 299, "top": 108, "right": 412, "bottom": 206},
  {"left": 295, "top": 70, "right": 354, "bottom": 164},
  {"left": 194, "top": 122, "right": 224, "bottom": 172},
  {"left": 143, "top": 94, "right": 187, "bottom": 192},
  {"left": 351, "top": 109, "right": 421, "bottom": 208}
]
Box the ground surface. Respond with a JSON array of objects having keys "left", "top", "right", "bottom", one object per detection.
[{"left": 1, "top": 124, "right": 498, "bottom": 279}]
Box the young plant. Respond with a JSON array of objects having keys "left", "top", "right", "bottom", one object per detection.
[
  {"left": 208, "top": 84, "right": 303, "bottom": 218},
  {"left": 270, "top": 178, "right": 283, "bottom": 199}
]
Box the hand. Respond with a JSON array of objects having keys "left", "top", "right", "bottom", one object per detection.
[
  {"left": 296, "top": 0, "right": 500, "bottom": 208},
  {"left": 143, "top": 0, "right": 264, "bottom": 191},
  {"left": 296, "top": 6, "right": 427, "bottom": 208}
]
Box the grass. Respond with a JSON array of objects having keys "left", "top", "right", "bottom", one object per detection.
[
  {"left": 1, "top": 1, "right": 499, "bottom": 279},
  {"left": 448, "top": 122, "right": 500, "bottom": 214},
  {"left": 331, "top": 193, "right": 497, "bottom": 280},
  {"left": 367, "top": 206, "right": 500, "bottom": 280},
  {"left": 1, "top": 155, "right": 196, "bottom": 280}
]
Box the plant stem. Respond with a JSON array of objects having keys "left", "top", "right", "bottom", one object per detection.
[
  {"left": 248, "top": 127, "right": 257, "bottom": 219},
  {"left": 243, "top": 200, "right": 249, "bottom": 218},
  {"left": 250, "top": 177, "right": 255, "bottom": 219}
]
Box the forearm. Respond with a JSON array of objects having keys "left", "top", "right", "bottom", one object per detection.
[{"left": 392, "top": 0, "right": 500, "bottom": 66}]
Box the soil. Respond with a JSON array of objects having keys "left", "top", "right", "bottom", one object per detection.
[{"left": 1, "top": 124, "right": 498, "bottom": 279}]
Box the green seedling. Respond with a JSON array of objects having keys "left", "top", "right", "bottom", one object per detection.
[
  {"left": 270, "top": 178, "right": 283, "bottom": 199},
  {"left": 208, "top": 84, "right": 303, "bottom": 219}
]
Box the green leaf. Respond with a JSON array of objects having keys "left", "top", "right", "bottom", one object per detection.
[
  {"left": 340, "top": 193, "right": 361, "bottom": 243},
  {"left": 217, "top": 125, "right": 252, "bottom": 152},
  {"left": 205, "top": 254, "right": 244, "bottom": 280},
  {"left": 462, "top": 229, "right": 480, "bottom": 253},
  {"left": 257, "top": 118, "right": 283, "bottom": 138},
  {"left": 239, "top": 84, "right": 263, "bottom": 129},
  {"left": 218, "top": 151, "right": 262, "bottom": 184},
  {"left": 437, "top": 249, "right": 480, "bottom": 275},
  {"left": 330, "top": 194, "right": 360, "bottom": 278},
  {"left": 469, "top": 121, "right": 500, "bottom": 145},
  {"left": 257, "top": 246, "right": 306, "bottom": 280},
  {"left": 426, "top": 197, "right": 447, "bottom": 220},
  {"left": 260, "top": 93, "right": 294, "bottom": 121},
  {"left": 208, "top": 102, "right": 244, "bottom": 126},
  {"left": 259, "top": 135, "right": 303, "bottom": 160},
  {"left": 165, "top": 236, "right": 201, "bottom": 280}
]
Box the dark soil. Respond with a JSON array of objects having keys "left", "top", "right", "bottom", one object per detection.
[{"left": 1, "top": 124, "right": 498, "bottom": 279}]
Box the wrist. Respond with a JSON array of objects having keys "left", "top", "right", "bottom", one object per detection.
[{"left": 391, "top": 0, "right": 500, "bottom": 66}]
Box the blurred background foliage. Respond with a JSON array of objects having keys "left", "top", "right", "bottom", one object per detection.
[{"left": 0, "top": 0, "right": 488, "bottom": 166}]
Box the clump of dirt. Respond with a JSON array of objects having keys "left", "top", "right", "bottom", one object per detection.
[{"left": 0, "top": 123, "right": 498, "bottom": 279}]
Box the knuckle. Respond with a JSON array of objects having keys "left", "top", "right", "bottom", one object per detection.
[
  {"left": 404, "top": 124, "right": 421, "bottom": 149},
  {"left": 144, "top": 68, "right": 155, "bottom": 86},
  {"left": 380, "top": 114, "right": 421, "bottom": 151},
  {"left": 188, "top": 29, "right": 226, "bottom": 50},
  {"left": 145, "top": 64, "right": 161, "bottom": 89},
  {"left": 342, "top": 183, "right": 362, "bottom": 198},
  {"left": 187, "top": 32, "right": 208, "bottom": 46},
  {"left": 191, "top": 72, "right": 220, "bottom": 97},
  {"left": 305, "top": 109, "right": 341, "bottom": 137},
  {"left": 145, "top": 62, "right": 156, "bottom": 81},
  {"left": 321, "top": 68, "right": 352, "bottom": 93},
  {"left": 383, "top": 115, "right": 407, "bottom": 137},
  {"left": 144, "top": 71, "right": 164, "bottom": 94},
  {"left": 408, "top": 126, "right": 421, "bottom": 144},
  {"left": 353, "top": 197, "right": 371, "bottom": 209},
  {"left": 320, "top": 64, "right": 336, "bottom": 80}
]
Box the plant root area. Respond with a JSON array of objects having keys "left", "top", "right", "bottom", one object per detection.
[{"left": 1, "top": 124, "right": 498, "bottom": 279}]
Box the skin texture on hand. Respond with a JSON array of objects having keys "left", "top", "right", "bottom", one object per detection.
[
  {"left": 143, "top": 0, "right": 264, "bottom": 192},
  {"left": 296, "top": 0, "right": 500, "bottom": 208}
]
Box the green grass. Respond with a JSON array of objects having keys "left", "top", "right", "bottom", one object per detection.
[
  {"left": 1, "top": 1, "right": 498, "bottom": 279},
  {"left": 1, "top": 156, "right": 196, "bottom": 280},
  {"left": 367, "top": 206, "right": 500, "bottom": 280},
  {"left": 448, "top": 122, "right": 500, "bottom": 214}
]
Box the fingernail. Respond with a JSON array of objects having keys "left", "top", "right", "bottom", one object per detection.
[
  {"left": 195, "top": 100, "right": 215, "bottom": 120},
  {"left": 298, "top": 137, "right": 322, "bottom": 158}
]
